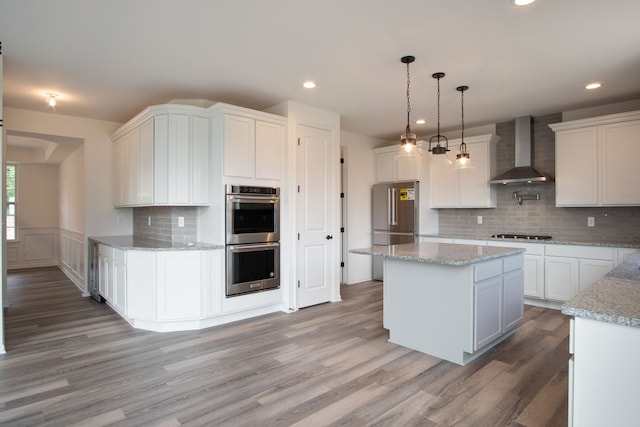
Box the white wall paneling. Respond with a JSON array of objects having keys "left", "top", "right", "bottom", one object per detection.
[
  {"left": 7, "top": 227, "right": 58, "bottom": 270},
  {"left": 59, "top": 229, "right": 86, "bottom": 294}
]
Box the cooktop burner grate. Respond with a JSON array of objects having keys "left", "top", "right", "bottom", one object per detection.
[{"left": 491, "top": 233, "right": 552, "bottom": 240}]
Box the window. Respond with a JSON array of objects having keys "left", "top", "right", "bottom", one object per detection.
[{"left": 6, "top": 164, "right": 16, "bottom": 240}]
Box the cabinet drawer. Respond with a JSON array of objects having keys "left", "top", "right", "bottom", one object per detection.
[
  {"left": 474, "top": 259, "right": 503, "bottom": 282},
  {"left": 545, "top": 244, "right": 613, "bottom": 260},
  {"left": 503, "top": 254, "right": 524, "bottom": 273},
  {"left": 98, "top": 244, "right": 114, "bottom": 258}
]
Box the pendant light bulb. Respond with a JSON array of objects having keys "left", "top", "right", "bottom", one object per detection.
[
  {"left": 400, "top": 56, "right": 417, "bottom": 154},
  {"left": 47, "top": 92, "right": 58, "bottom": 107}
]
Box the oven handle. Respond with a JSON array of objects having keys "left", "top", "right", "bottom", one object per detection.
[
  {"left": 227, "top": 195, "right": 279, "bottom": 202},
  {"left": 228, "top": 242, "right": 280, "bottom": 251}
]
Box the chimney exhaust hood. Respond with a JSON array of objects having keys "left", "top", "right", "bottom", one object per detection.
[{"left": 490, "top": 116, "right": 552, "bottom": 185}]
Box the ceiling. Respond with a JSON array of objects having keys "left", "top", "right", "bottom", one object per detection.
[{"left": 1, "top": 0, "right": 640, "bottom": 146}]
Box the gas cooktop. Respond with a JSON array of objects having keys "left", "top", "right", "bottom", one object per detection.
[{"left": 491, "top": 233, "right": 552, "bottom": 241}]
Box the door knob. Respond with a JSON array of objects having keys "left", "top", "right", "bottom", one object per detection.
[{"left": 326, "top": 235, "right": 333, "bottom": 240}]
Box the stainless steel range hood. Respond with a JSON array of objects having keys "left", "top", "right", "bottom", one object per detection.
[{"left": 490, "top": 116, "right": 552, "bottom": 185}]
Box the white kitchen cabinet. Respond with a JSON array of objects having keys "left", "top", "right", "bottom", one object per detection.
[
  {"left": 545, "top": 245, "right": 614, "bottom": 302},
  {"left": 569, "top": 317, "right": 640, "bottom": 426},
  {"left": 474, "top": 276, "right": 503, "bottom": 350},
  {"left": 217, "top": 108, "right": 286, "bottom": 181},
  {"left": 110, "top": 105, "right": 210, "bottom": 207},
  {"left": 503, "top": 269, "right": 525, "bottom": 331},
  {"left": 430, "top": 134, "right": 498, "bottom": 208},
  {"left": 615, "top": 248, "right": 640, "bottom": 266},
  {"left": 157, "top": 251, "right": 202, "bottom": 320},
  {"left": 97, "top": 245, "right": 126, "bottom": 316},
  {"left": 550, "top": 111, "right": 640, "bottom": 207},
  {"left": 373, "top": 145, "right": 420, "bottom": 183}
]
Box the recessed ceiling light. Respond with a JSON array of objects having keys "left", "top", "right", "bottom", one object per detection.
[
  {"left": 585, "top": 82, "right": 602, "bottom": 90},
  {"left": 513, "top": 0, "right": 535, "bottom": 6},
  {"left": 46, "top": 92, "right": 58, "bottom": 107},
  {"left": 416, "top": 119, "right": 426, "bottom": 125},
  {"left": 303, "top": 81, "right": 316, "bottom": 89}
]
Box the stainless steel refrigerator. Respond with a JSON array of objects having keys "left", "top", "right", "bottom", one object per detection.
[{"left": 372, "top": 181, "right": 419, "bottom": 280}]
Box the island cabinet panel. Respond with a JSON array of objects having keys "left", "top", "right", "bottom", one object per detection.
[
  {"left": 502, "top": 269, "right": 525, "bottom": 331},
  {"left": 474, "top": 276, "right": 503, "bottom": 350}
]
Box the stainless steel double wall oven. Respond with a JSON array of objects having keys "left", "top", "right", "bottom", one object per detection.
[{"left": 225, "top": 185, "right": 280, "bottom": 296}]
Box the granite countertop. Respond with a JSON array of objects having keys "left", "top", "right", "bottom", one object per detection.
[
  {"left": 561, "top": 253, "right": 640, "bottom": 328},
  {"left": 89, "top": 235, "right": 224, "bottom": 251},
  {"left": 350, "top": 242, "right": 525, "bottom": 266},
  {"left": 419, "top": 234, "right": 640, "bottom": 249}
]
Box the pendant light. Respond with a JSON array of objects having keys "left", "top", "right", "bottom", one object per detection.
[
  {"left": 399, "top": 55, "right": 417, "bottom": 154},
  {"left": 428, "top": 72, "right": 449, "bottom": 155},
  {"left": 454, "top": 85, "right": 473, "bottom": 169}
]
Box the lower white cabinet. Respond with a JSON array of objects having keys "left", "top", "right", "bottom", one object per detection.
[
  {"left": 157, "top": 251, "right": 202, "bottom": 321},
  {"left": 97, "top": 245, "right": 126, "bottom": 316},
  {"left": 544, "top": 256, "right": 579, "bottom": 302},
  {"left": 473, "top": 256, "right": 525, "bottom": 351},
  {"left": 569, "top": 317, "right": 640, "bottom": 426}
]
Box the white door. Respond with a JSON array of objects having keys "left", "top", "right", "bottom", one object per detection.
[{"left": 297, "top": 125, "right": 336, "bottom": 308}]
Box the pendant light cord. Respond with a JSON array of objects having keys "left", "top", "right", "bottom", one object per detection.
[{"left": 406, "top": 60, "right": 411, "bottom": 134}]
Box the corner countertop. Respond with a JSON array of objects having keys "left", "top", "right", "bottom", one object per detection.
[
  {"left": 419, "top": 234, "right": 640, "bottom": 249},
  {"left": 89, "top": 235, "right": 224, "bottom": 251},
  {"left": 350, "top": 242, "right": 525, "bottom": 266},
  {"left": 561, "top": 253, "right": 640, "bottom": 328}
]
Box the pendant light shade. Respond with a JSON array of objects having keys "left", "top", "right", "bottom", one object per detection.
[
  {"left": 428, "top": 72, "right": 449, "bottom": 155},
  {"left": 400, "top": 55, "right": 417, "bottom": 154},
  {"left": 455, "top": 85, "right": 473, "bottom": 169}
]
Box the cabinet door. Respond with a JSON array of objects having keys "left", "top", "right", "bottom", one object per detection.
[
  {"left": 138, "top": 117, "right": 154, "bottom": 204},
  {"left": 128, "top": 126, "right": 140, "bottom": 205},
  {"left": 600, "top": 120, "right": 640, "bottom": 205},
  {"left": 168, "top": 114, "right": 191, "bottom": 204},
  {"left": 126, "top": 251, "right": 158, "bottom": 321},
  {"left": 202, "top": 250, "right": 224, "bottom": 317},
  {"left": 375, "top": 151, "right": 396, "bottom": 183},
  {"left": 474, "top": 276, "right": 503, "bottom": 350},
  {"left": 545, "top": 256, "right": 579, "bottom": 301},
  {"left": 555, "top": 128, "right": 598, "bottom": 206},
  {"left": 153, "top": 114, "right": 169, "bottom": 204},
  {"left": 190, "top": 116, "right": 209, "bottom": 204},
  {"left": 157, "top": 251, "right": 202, "bottom": 320},
  {"left": 112, "top": 134, "right": 129, "bottom": 207},
  {"left": 396, "top": 154, "right": 419, "bottom": 182},
  {"left": 459, "top": 141, "right": 495, "bottom": 208},
  {"left": 578, "top": 259, "right": 613, "bottom": 292},
  {"left": 523, "top": 255, "right": 544, "bottom": 298},
  {"left": 255, "top": 120, "right": 285, "bottom": 180},
  {"left": 430, "top": 153, "right": 458, "bottom": 207},
  {"left": 503, "top": 269, "right": 524, "bottom": 332},
  {"left": 224, "top": 114, "right": 255, "bottom": 178}
]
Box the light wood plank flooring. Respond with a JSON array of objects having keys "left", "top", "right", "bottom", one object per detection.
[{"left": 1, "top": 267, "right": 570, "bottom": 426}]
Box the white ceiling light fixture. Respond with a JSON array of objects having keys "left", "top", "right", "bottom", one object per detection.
[
  {"left": 46, "top": 92, "right": 58, "bottom": 107},
  {"left": 416, "top": 119, "right": 426, "bottom": 125},
  {"left": 303, "top": 81, "right": 316, "bottom": 89},
  {"left": 454, "top": 85, "right": 473, "bottom": 169},
  {"left": 585, "top": 82, "right": 602, "bottom": 90},
  {"left": 399, "top": 55, "right": 418, "bottom": 154},
  {"left": 513, "top": 0, "right": 536, "bottom": 6}
]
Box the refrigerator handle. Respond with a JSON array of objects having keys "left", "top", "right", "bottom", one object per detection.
[{"left": 391, "top": 188, "right": 398, "bottom": 226}]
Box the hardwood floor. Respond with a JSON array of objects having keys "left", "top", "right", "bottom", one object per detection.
[{"left": 1, "top": 267, "right": 570, "bottom": 426}]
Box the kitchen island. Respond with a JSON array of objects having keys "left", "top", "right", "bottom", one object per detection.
[
  {"left": 561, "top": 253, "right": 640, "bottom": 427},
  {"left": 351, "top": 242, "right": 525, "bottom": 365}
]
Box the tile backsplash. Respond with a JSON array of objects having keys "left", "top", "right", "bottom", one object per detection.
[
  {"left": 133, "top": 206, "right": 198, "bottom": 243},
  {"left": 438, "top": 113, "right": 640, "bottom": 243}
]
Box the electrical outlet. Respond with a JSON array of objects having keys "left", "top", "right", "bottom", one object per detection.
[
  {"left": 148, "top": 216, "right": 151, "bottom": 226},
  {"left": 477, "top": 216, "right": 483, "bottom": 225},
  {"left": 587, "top": 217, "right": 595, "bottom": 227},
  {"left": 178, "top": 216, "right": 185, "bottom": 228}
]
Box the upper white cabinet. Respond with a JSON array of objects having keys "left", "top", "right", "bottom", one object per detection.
[
  {"left": 373, "top": 146, "right": 420, "bottom": 183},
  {"left": 430, "top": 134, "right": 498, "bottom": 208},
  {"left": 550, "top": 111, "right": 640, "bottom": 207},
  {"left": 111, "top": 105, "right": 210, "bottom": 207},
  {"left": 211, "top": 103, "right": 287, "bottom": 182}
]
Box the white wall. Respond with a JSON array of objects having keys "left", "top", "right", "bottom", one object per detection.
[
  {"left": 59, "top": 145, "right": 85, "bottom": 234},
  {"left": 6, "top": 164, "right": 60, "bottom": 269},
  {"left": 340, "top": 130, "right": 381, "bottom": 284}
]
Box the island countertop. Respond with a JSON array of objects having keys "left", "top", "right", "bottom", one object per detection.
[
  {"left": 89, "top": 235, "right": 223, "bottom": 251},
  {"left": 351, "top": 242, "right": 525, "bottom": 266},
  {"left": 562, "top": 253, "right": 640, "bottom": 328}
]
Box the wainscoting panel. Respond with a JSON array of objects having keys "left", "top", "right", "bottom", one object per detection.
[
  {"left": 59, "top": 228, "right": 86, "bottom": 294},
  {"left": 7, "top": 227, "right": 58, "bottom": 269}
]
